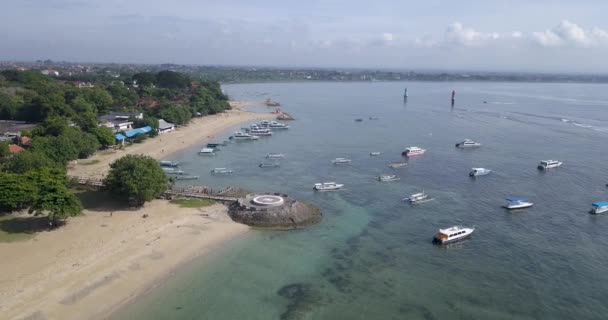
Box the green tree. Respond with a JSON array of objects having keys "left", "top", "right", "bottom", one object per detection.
[
  {"left": 103, "top": 155, "right": 169, "bottom": 206},
  {"left": 82, "top": 87, "right": 113, "bottom": 114},
  {"left": 132, "top": 72, "right": 156, "bottom": 87},
  {"left": 156, "top": 70, "right": 190, "bottom": 89},
  {"left": 91, "top": 126, "right": 115, "bottom": 147},
  {"left": 32, "top": 115, "right": 69, "bottom": 137},
  {"left": 26, "top": 169, "right": 82, "bottom": 226},
  {"left": 0, "top": 142, "right": 9, "bottom": 158},
  {"left": 0, "top": 172, "right": 37, "bottom": 212},
  {"left": 4, "top": 150, "right": 61, "bottom": 174},
  {"left": 75, "top": 111, "right": 99, "bottom": 133}
]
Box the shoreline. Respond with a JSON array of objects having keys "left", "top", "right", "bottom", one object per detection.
[
  {"left": 0, "top": 201, "right": 250, "bottom": 320},
  {"left": 69, "top": 105, "right": 274, "bottom": 179},
  {"left": 0, "top": 103, "right": 274, "bottom": 320},
  {"left": 93, "top": 228, "right": 252, "bottom": 320}
]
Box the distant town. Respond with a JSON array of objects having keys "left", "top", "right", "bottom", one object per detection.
[{"left": 2, "top": 60, "right": 608, "bottom": 84}]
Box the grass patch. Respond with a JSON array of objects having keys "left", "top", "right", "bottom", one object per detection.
[
  {"left": 78, "top": 159, "right": 100, "bottom": 166},
  {"left": 170, "top": 198, "right": 216, "bottom": 208},
  {"left": 0, "top": 215, "right": 48, "bottom": 243}
]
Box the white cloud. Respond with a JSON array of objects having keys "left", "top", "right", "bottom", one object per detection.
[
  {"left": 382, "top": 32, "right": 393, "bottom": 43},
  {"left": 444, "top": 22, "right": 500, "bottom": 47},
  {"left": 532, "top": 20, "right": 608, "bottom": 47}
]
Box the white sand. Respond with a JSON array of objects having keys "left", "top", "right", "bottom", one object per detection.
[
  {"left": 0, "top": 201, "right": 249, "bottom": 320},
  {"left": 0, "top": 105, "right": 273, "bottom": 319}
]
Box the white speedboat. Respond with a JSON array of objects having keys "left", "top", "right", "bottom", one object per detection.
[
  {"left": 198, "top": 148, "right": 216, "bottom": 155},
  {"left": 537, "top": 160, "right": 562, "bottom": 170},
  {"left": 503, "top": 197, "right": 533, "bottom": 210},
  {"left": 313, "top": 182, "right": 344, "bottom": 191},
  {"left": 211, "top": 168, "right": 233, "bottom": 175},
  {"left": 434, "top": 226, "right": 475, "bottom": 244},
  {"left": 591, "top": 201, "right": 608, "bottom": 214},
  {"left": 268, "top": 121, "right": 289, "bottom": 129},
  {"left": 266, "top": 153, "right": 286, "bottom": 159},
  {"left": 378, "top": 175, "right": 400, "bottom": 182},
  {"left": 248, "top": 128, "right": 273, "bottom": 136},
  {"left": 456, "top": 139, "right": 481, "bottom": 148},
  {"left": 159, "top": 160, "right": 179, "bottom": 167},
  {"left": 389, "top": 161, "right": 408, "bottom": 168},
  {"left": 229, "top": 131, "right": 259, "bottom": 140},
  {"left": 259, "top": 163, "right": 280, "bottom": 168},
  {"left": 370, "top": 152, "right": 381, "bottom": 156},
  {"left": 402, "top": 146, "right": 426, "bottom": 157},
  {"left": 332, "top": 158, "right": 352, "bottom": 164},
  {"left": 403, "top": 191, "right": 429, "bottom": 203},
  {"left": 469, "top": 168, "right": 491, "bottom": 177}
]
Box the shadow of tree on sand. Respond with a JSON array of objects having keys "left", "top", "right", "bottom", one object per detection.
[
  {"left": 0, "top": 216, "right": 52, "bottom": 234},
  {"left": 74, "top": 190, "right": 139, "bottom": 213}
]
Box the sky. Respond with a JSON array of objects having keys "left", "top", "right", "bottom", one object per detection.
[{"left": 2, "top": 0, "right": 608, "bottom": 73}]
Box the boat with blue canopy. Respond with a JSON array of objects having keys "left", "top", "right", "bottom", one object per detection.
[{"left": 591, "top": 201, "right": 608, "bottom": 214}]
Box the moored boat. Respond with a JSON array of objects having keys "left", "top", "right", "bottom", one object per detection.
[
  {"left": 402, "top": 146, "right": 426, "bottom": 157},
  {"left": 266, "top": 153, "right": 285, "bottom": 159},
  {"left": 198, "top": 148, "right": 216, "bottom": 155},
  {"left": 456, "top": 139, "right": 481, "bottom": 148},
  {"left": 378, "top": 174, "right": 400, "bottom": 182},
  {"left": 211, "top": 168, "right": 233, "bottom": 175},
  {"left": 259, "top": 163, "right": 280, "bottom": 168},
  {"left": 229, "top": 131, "right": 259, "bottom": 140},
  {"left": 433, "top": 226, "right": 475, "bottom": 244},
  {"left": 247, "top": 127, "right": 273, "bottom": 136},
  {"left": 591, "top": 201, "right": 608, "bottom": 214},
  {"left": 159, "top": 160, "right": 179, "bottom": 167},
  {"left": 175, "top": 175, "right": 199, "bottom": 180},
  {"left": 469, "top": 168, "right": 491, "bottom": 176},
  {"left": 403, "top": 191, "right": 429, "bottom": 203},
  {"left": 268, "top": 121, "right": 289, "bottom": 129},
  {"left": 503, "top": 197, "right": 533, "bottom": 210},
  {"left": 537, "top": 160, "right": 562, "bottom": 170},
  {"left": 370, "top": 152, "right": 381, "bottom": 156},
  {"left": 165, "top": 169, "right": 186, "bottom": 175},
  {"left": 332, "top": 158, "right": 352, "bottom": 164},
  {"left": 389, "top": 161, "right": 408, "bottom": 168},
  {"left": 313, "top": 182, "right": 344, "bottom": 191}
]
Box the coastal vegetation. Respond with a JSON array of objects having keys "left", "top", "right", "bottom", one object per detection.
[
  {"left": 103, "top": 155, "right": 169, "bottom": 207},
  {"left": 0, "top": 69, "right": 231, "bottom": 226}
]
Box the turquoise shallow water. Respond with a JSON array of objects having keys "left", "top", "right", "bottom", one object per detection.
[{"left": 113, "top": 82, "right": 608, "bottom": 320}]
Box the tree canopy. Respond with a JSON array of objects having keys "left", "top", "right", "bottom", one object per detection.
[
  {"left": 0, "top": 169, "right": 82, "bottom": 225},
  {"left": 103, "top": 155, "right": 169, "bottom": 206}
]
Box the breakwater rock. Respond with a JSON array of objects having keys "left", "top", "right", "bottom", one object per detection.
[{"left": 228, "top": 193, "right": 322, "bottom": 229}]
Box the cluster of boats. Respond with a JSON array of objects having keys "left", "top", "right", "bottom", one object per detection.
[
  {"left": 228, "top": 120, "right": 290, "bottom": 141},
  {"left": 159, "top": 161, "right": 200, "bottom": 180},
  {"left": 313, "top": 137, "right": 604, "bottom": 244}
]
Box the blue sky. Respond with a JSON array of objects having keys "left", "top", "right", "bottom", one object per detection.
[{"left": 2, "top": 0, "right": 608, "bottom": 72}]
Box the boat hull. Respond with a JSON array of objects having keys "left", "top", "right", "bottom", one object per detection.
[
  {"left": 434, "top": 233, "right": 472, "bottom": 244},
  {"left": 503, "top": 203, "right": 533, "bottom": 210}
]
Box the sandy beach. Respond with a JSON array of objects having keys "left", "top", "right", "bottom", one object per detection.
[
  {"left": 0, "top": 201, "right": 249, "bottom": 320},
  {"left": 69, "top": 107, "right": 274, "bottom": 179},
  {"left": 0, "top": 105, "right": 273, "bottom": 320}
]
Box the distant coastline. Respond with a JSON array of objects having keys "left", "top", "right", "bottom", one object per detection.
[{"left": 3, "top": 60, "right": 608, "bottom": 84}]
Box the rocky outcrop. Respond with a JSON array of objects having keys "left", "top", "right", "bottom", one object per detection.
[
  {"left": 276, "top": 112, "right": 295, "bottom": 121},
  {"left": 228, "top": 193, "right": 322, "bottom": 229}
]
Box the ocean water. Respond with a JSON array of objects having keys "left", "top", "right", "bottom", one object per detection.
[{"left": 112, "top": 82, "right": 608, "bottom": 320}]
